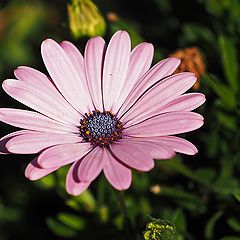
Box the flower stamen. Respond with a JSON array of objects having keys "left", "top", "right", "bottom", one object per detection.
[{"left": 79, "top": 110, "right": 123, "bottom": 146}]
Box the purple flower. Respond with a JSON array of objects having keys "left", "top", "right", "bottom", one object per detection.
[{"left": 0, "top": 31, "right": 205, "bottom": 195}]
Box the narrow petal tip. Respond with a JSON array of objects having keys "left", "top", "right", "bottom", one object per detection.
[
  {"left": 200, "top": 93, "right": 206, "bottom": 104},
  {"left": 60, "top": 40, "right": 70, "bottom": 47},
  {"left": 66, "top": 181, "right": 90, "bottom": 196},
  {"left": 2, "top": 79, "right": 8, "bottom": 89},
  {"left": 41, "top": 38, "right": 58, "bottom": 53},
  {"left": 111, "top": 30, "right": 131, "bottom": 43},
  {"left": 24, "top": 159, "right": 58, "bottom": 181},
  {"left": 191, "top": 146, "right": 198, "bottom": 155},
  {"left": 13, "top": 66, "right": 26, "bottom": 78},
  {"left": 166, "top": 57, "right": 181, "bottom": 68}
]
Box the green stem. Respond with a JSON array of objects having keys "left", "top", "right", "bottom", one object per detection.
[{"left": 115, "top": 190, "right": 136, "bottom": 240}]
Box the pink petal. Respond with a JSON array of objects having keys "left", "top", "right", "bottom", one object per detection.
[
  {"left": 37, "top": 143, "right": 92, "bottom": 168},
  {"left": 102, "top": 30, "right": 131, "bottom": 110},
  {"left": 14, "top": 66, "right": 80, "bottom": 120},
  {"left": 60, "top": 41, "right": 84, "bottom": 77},
  {"left": 3, "top": 79, "right": 79, "bottom": 125},
  {"left": 125, "top": 112, "right": 204, "bottom": 137},
  {"left": 41, "top": 39, "right": 91, "bottom": 114},
  {"left": 149, "top": 143, "right": 175, "bottom": 159},
  {"left": 110, "top": 141, "right": 154, "bottom": 171},
  {"left": 66, "top": 160, "right": 91, "bottom": 196},
  {"left": 117, "top": 57, "right": 180, "bottom": 117},
  {"left": 0, "top": 108, "right": 77, "bottom": 133},
  {"left": 158, "top": 93, "right": 206, "bottom": 114},
  {"left": 6, "top": 131, "right": 81, "bottom": 154},
  {"left": 148, "top": 136, "right": 198, "bottom": 155},
  {"left": 60, "top": 41, "right": 94, "bottom": 111},
  {"left": 14, "top": 66, "right": 51, "bottom": 87},
  {"left": 78, "top": 147, "right": 105, "bottom": 182},
  {"left": 84, "top": 37, "right": 106, "bottom": 111},
  {"left": 122, "top": 72, "right": 196, "bottom": 125},
  {"left": 0, "top": 130, "right": 28, "bottom": 154},
  {"left": 25, "top": 158, "right": 59, "bottom": 180},
  {"left": 103, "top": 148, "right": 132, "bottom": 190},
  {"left": 112, "top": 42, "right": 154, "bottom": 113},
  {"left": 122, "top": 138, "right": 175, "bottom": 159}
]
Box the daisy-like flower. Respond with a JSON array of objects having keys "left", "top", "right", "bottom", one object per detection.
[{"left": 0, "top": 30, "right": 205, "bottom": 195}]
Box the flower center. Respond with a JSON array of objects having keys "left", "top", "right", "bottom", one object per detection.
[{"left": 79, "top": 110, "right": 123, "bottom": 147}]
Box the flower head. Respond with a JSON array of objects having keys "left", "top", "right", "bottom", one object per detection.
[
  {"left": 169, "top": 47, "right": 206, "bottom": 90},
  {"left": 0, "top": 30, "right": 205, "bottom": 195}
]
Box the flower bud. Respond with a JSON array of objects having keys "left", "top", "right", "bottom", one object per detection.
[
  {"left": 67, "top": 0, "right": 106, "bottom": 39},
  {"left": 143, "top": 217, "right": 176, "bottom": 240},
  {"left": 169, "top": 47, "right": 206, "bottom": 90}
]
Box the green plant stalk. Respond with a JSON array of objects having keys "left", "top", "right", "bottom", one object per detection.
[{"left": 115, "top": 191, "right": 136, "bottom": 240}]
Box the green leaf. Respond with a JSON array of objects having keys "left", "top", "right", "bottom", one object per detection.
[
  {"left": 57, "top": 212, "right": 86, "bottom": 231},
  {"left": 195, "top": 168, "right": 216, "bottom": 184},
  {"left": 46, "top": 218, "right": 77, "bottom": 238},
  {"left": 66, "top": 199, "right": 82, "bottom": 212},
  {"left": 233, "top": 190, "right": 240, "bottom": 202},
  {"left": 0, "top": 199, "right": 20, "bottom": 222},
  {"left": 216, "top": 111, "right": 237, "bottom": 130},
  {"left": 160, "top": 186, "right": 204, "bottom": 211},
  {"left": 153, "top": 0, "right": 171, "bottom": 12},
  {"left": 176, "top": 235, "right": 184, "bottom": 240},
  {"left": 213, "top": 177, "right": 239, "bottom": 195},
  {"left": 66, "top": 190, "right": 96, "bottom": 212},
  {"left": 181, "top": 23, "right": 215, "bottom": 44},
  {"left": 203, "top": 74, "right": 237, "bottom": 109},
  {"left": 204, "top": 211, "right": 223, "bottom": 239},
  {"left": 204, "top": 0, "right": 224, "bottom": 16},
  {"left": 220, "top": 237, "right": 240, "bottom": 240},
  {"left": 227, "top": 218, "right": 240, "bottom": 232},
  {"left": 218, "top": 35, "right": 239, "bottom": 92},
  {"left": 201, "top": 130, "right": 220, "bottom": 158},
  {"left": 139, "top": 197, "right": 152, "bottom": 217},
  {"left": 98, "top": 205, "right": 109, "bottom": 223},
  {"left": 213, "top": 155, "right": 239, "bottom": 195},
  {"left": 36, "top": 174, "right": 55, "bottom": 189},
  {"left": 172, "top": 209, "right": 186, "bottom": 233},
  {"left": 132, "top": 172, "right": 150, "bottom": 192},
  {"left": 161, "top": 159, "right": 211, "bottom": 186},
  {"left": 113, "top": 214, "right": 124, "bottom": 230}
]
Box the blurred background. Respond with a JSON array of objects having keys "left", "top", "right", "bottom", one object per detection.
[{"left": 0, "top": 0, "right": 240, "bottom": 239}]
